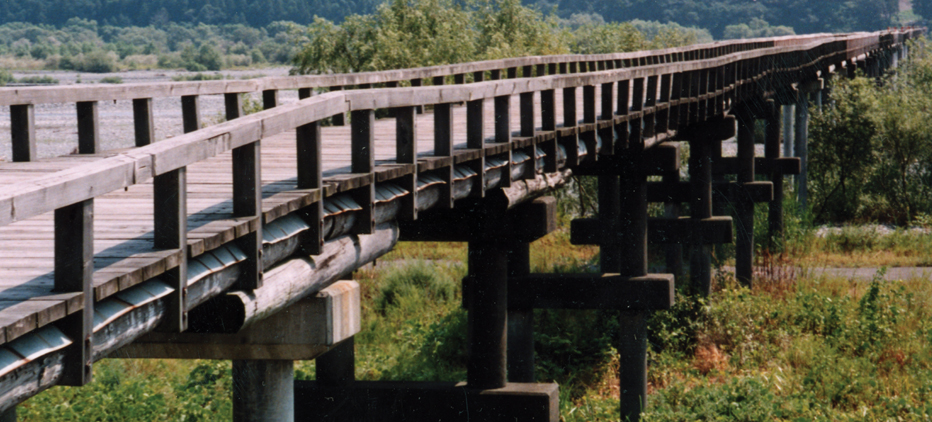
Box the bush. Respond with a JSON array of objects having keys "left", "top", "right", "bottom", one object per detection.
[
  {"left": 375, "top": 261, "right": 456, "bottom": 313},
  {"left": 99, "top": 76, "right": 123, "bottom": 84}
]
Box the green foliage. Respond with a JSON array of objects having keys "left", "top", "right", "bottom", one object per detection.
[
  {"left": 810, "top": 38, "right": 932, "bottom": 225},
  {"left": 0, "top": 69, "right": 13, "bottom": 86},
  {"left": 171, "top": 73, "right": 225, "bottom": 81},
  {"left": 16, "top": 75, "right": 58, "bottom": 84},
  {"left": 99, "top": 76, "right": 123, "bottom": 84},
  {"left": 374, "top": 261, "right": 457, "bottom": 313},
  {"left": 723, "top": 17, "right": 795, "bottom": 40}
]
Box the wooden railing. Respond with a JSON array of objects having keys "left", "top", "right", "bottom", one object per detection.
[{"left": 0, "top": 27, "right": 921, "bottom": 394}]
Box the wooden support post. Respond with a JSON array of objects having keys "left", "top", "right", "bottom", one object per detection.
[
  {"left": 689, "top": 129, "right": 713, "bottom": 297},
  {"left": 495, "top": 95, "right": 512, "bottom": 188},
  {"left": 643, "top": 76, "right": 658, "bottom": 138},
  {"left": 600, "top": 82, "right": 615, "bottom": 156},
  {"left": 317, "top": 337, "right": 356, "bottom": 387},
  {"left": 330, "top": 86, "right": 345, "bottom": 125},
  {"left": 795, "top": 89, "right": 810, "bottom": 211},
  {"left": 507, "top": 243, "right": 534, "bottom": 383},
  {"left": 563, "top": 87, "right": 577, "bottom": 127},
  {"left": 232, "top": 360, "right": 294, "bottom": 422},
  {"left": 599, "top": 174, "right": 622, "bottom": 273},
  {"left": 782, "top": 104, "right": 794, "bottom": 159},
  {"left": 617, "top": 120, "right": 649, "bottom": 422},
  {"left": 395, "top": 106, "right": 419, "bottom": 218},
  {"left": 55, "top": 199, "right": 94, "bottom": 386},
  {"left": 133, "top": 98, "right": 155, "bottom": 147},
  {"left": 735, "top": 107, "right": 755, "bottom": 288},
  {"left": 262, "top": 90, "right": 278, "bottom": 109},
  {"left": 466, "top": 99, "right": 486, "bottom": 197},
  {"left": 466, "top": 240, "right": 508, "bottom": 390},
  {"left": 297, "top": 117, "right": 324, "bottom": 254},
  {"left": 154, "top": 167, "right": 187, "bottom": 332},
  {"left": 434, "top": 103, "right": 455, "bottom": 209},
  {"left": 541, "top": 89, "right": 558, "bottom": 173},
  {"left": 351, "top": 109, "right": 376, "bottom": 234},
  {"left": 227, "top": 93, "right": 263, "bottom": 290},
  {"left": 181, "top": 95, "right": 201, "bottom": 133},
  {"left": 0, "top": 408, "right": 14, "bottom": 422},
  {"left": 766, "top": 101, "right": 784, "bottom": 247},
  {"left": 10, "top": 104, "right": 36, "bottom": 162},
  {"left": 76, "top": 101, "right": 99, "bottom": 154},
  {"left": 662, "top": 170, "right": 684, "bottom": 279},
  {"left": 583, "top": 85, "right": 596, "bottom": 124},
  {"left": 520, "top": 92, "right": 535, "bottom": 137},
  {"left": 410, "top": 79, "right": 423, "bottom": 114}
]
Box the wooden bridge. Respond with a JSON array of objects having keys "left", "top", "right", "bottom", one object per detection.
[{"left": 0, "top": 28, "right": 922, "bottom": 421}]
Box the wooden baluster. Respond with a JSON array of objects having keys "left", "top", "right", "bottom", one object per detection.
[
  {"left": 563, "top": 86, "right": 579, "bottom": 166},
  {"left": 10, "top": 104, "right": 36, "bottom": 162},
  {"left": 507, "top": 67, "right": 517, "bottom": 79},
  {"left": 154, "top": 167, "right": 187, "bottom": 332},
  {"left": 495, "top": 95, "right": 512, "bottom": 187},
  {"left": 297, "top": 88, "right": 324, "bottom": 253},
  {"left": 467, "top": 98, "right": 486, "bottom": 197},
  {"left": 657, "top": 74, "right": 672, "bottom": 134},
  {"left": 520, "top": 91, "right": 537, "bottom": 178},
  {"left": 55, "top": 199, "right": 94, "bottom": 386},
  {"left": 227, "top": 93, "right": 263, "bottom": 290},
  {"left": 541, "top": 89, "right": 558, "bottom": 173},
  {"left": 263, "top": 90, "right": 279, "bottom": 109},
  {"left": 331, "top": 86, "right": 345, "bottom": 125},
  {"left": 600, "top": 82, "right": 615, "bottom": 156},
  {"left": 182, "top": 95, "right": 201, "bottom": 133},
  {"left": 644, "top": 76, "right": 658, "bottom": 139},
  {"left": 435, "top": 102, "right": 455, "bottom": 209},
  {"left": 395, "top": 106, "right": 419, "bottom": 218},
  {"left": 351, "top": 110, "right": 376, "bottom": 234},
  {"left": 133, "top": 98, "right": 155, "bottom": 147},
  {"left": 77, "top": 101, "right": 99, "bottom": 154}
]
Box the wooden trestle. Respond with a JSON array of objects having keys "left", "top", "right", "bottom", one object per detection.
[{"left": 0, "top": 29, "right": 920, "bottom": 421}]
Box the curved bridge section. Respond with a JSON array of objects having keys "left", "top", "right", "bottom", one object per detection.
[{"left": 0, "top": 29, "right": 922, "bottom": 421}]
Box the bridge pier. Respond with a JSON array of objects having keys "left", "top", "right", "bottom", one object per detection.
[
  {"left": 734, "top": 107, "right": 756, "bottom": 287},
  {"left": 232, "top": 360, "right": 295, "bottom": 422}
]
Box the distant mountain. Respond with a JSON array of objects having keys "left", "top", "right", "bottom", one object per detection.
[{"left": 0, "top": 0, "right": 381, "bottom": 27}]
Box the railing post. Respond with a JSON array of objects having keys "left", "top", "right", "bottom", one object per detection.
[
  {"left": 154, "top": 167, "right": 187, "bottom": 332},
  {"left": 133, "top": 98, "right": 155, "bottom": 147},
  {"left": 495, "top": 95, "right": 512, "bottom": 187},
  {"left": 600, "top": 82, "right": 615, "bottom": 156},
  {"left": 262, "top": 90, "right": 279, "bottom": 109},
  {"left": 351, "top": 109, "right": 376, "bottom": 234},
  {"left": 331, "top": 86, "right": 345, "bottom": 125},
  {"left": 227, "top": 93, "right": 263, "bottom": 290},
  {"left": 55, "top": 199, "right": 94, "bottom": 386},
  {"left": 10, "top": 104, "right": 36, "bottom": 162},
  {"left": 434, "top": 102, "right": 455, "bottom": 209},
  {"left": 296, "top": 91, "right": 324, "bottom": 253},
  {"left": 766, "top": 100, "right": 784, "bottom": 247},
  {"left": 735, "top": 106, "right": 755, "bottom": 288},
  {"left": 182, "top": 95, "right": 201, "bottom": 133},
  {"left": 76, "top": 101, "right": 99, "bottom": 154},
  {"left": 395, "top": 106, "right": 419, "bottom": 218}
]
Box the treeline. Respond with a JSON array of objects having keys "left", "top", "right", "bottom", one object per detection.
[
  {"left": 0, "top": 19, "right": 297, "bottom": 73},
  {"left": 0, "top": 0, "right": 380, "bottom": 28},
  {"left": 292, "top": 0, "right": 711, "bottom": 74},
  {"left": 809, "top": 39, "right": 932, "bottom": 225},
  {"left": 530, "top": 0, "right": 902, "bottom": 38},
  {"left": 0, "top": 0, "right": 903, "bottom": 39}
]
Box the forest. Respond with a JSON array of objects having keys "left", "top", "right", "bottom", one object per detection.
[{"left": 0, "top": 0, "right": 909, "bottom": 38}]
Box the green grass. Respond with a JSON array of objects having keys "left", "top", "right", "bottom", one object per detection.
[{"left": 17, "top": 223, "right": 932, "bottom": 421}]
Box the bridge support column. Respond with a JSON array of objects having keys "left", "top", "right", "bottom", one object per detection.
[
  {"left": 765, "top": 101, "right": 785, "bottom": 247},
  {"left": 466, "top": 239, "right": 509, "bottom": 389},
  {"left": 507, "top": 243, "right": 535, "bottom": 383},
  {"left": 735, "top": 106, "right": 756, "bottom": 287},
  {"left": 232, "top": 360, "right": 294, "bottom": 422},
  {"left": 795, "top": 80, "right": 822, "bottom": 213}
]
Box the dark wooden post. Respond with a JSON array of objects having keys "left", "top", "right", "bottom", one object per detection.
[
  {"left": 795, "top": 88, "right": 810, "bottom": 211},
  {"left": 435, "top": 102, "right": 455, "bottom": 209},
  {"left": 133, "top": 98, "right": 155, "bottom": 147},
  {"left": 10, "top": 104, "right": 36, "bottom": 162},
  {"left": 296, "top": 90, "right": 324, "bottom": 253},
  {"left": 617, "top": 105, "right": 649, "bottom": 422},
  {"left": 76, "top": 101, "right": 99, "bottom": 154},
  {"left": 331, "top": 86, "right": 345, "bottom": 125},
  {"left": 227, "top": 93, "right": 263, "bottom": 290},
  {"left": 396, "top": 106, "right": 419, "bottom": 218},
  {"left": 735, "top": 106, "right": 755, "bottom": 288},
  {"left": 466, "top": 240, "right": 508, "bottom": 390},
  {"left": 507, "top": 243, "right": 534, "bottom": 383},
  {"left": 689, "top": 131, "right": 713, "bottom": 297},
  {"left": 765, "top": 100, "right": 784, "bottom": 247},
  {"left": 182, "top": 95, "right": 201, "bottom": 133},
  {"left": 262, "top": 90, "right": 278, "bottom": 109},
  {"left": 55, "top": 199, "right": 94, "bottom": 386},
  {"left": 351, "top": 109, "right": 376, "bottom": 234},
  {"left": 520, "top": 92, "right": 535, "bottom": 137},
  {"left": 495, "top": 95, "right": 512, "bottom": 187},
  {"left": 600, "top": 82, "right": 615, "bottom": 156},
  {"left": 317, "top": 337, "right": 356, "bottom": 386}
]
